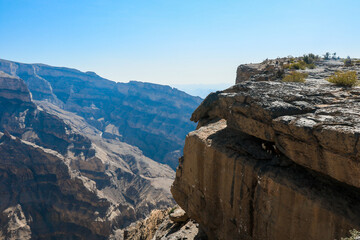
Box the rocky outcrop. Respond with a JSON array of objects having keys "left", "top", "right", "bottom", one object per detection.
[
  {"left": 169, "top": 207, "right": 189, "bottom": 223},
  {"left": 235, "top": 58, "right": 360, "bottom": 84},
  {"left": 191, "top": 80, "right": 360, "bottom": 188},
  {"left": 0, "top": 59, "right": 202, "bottom": 169},
  {"left": 122, "top": 207, "right": 207, "bottom": 240},
  {"left": 172, "top": 60, "right": 360, "bottom": 240},
  {"left": 0, "top": 133, "right": 112, "bottom": 239},
  {"left": 0, "top": 205, "right": 31, "bottom": 240},
  {"left": 235, "top": 59, "right": 285, "bottom": 83},
  {"left": 0, "top": 73, "right": 175, "bottom": 238},
  {"left": 0, "top": 71, "right": 31, "bottom": 103}
]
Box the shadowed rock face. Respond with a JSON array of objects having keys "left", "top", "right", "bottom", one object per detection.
[
  {"left": 0, "top": 72, "right": 175, "bottom": 239},
  {"left": 0, "top": 59, "right": 202, "bottom": 169},
  {"left": 0, "top": 134, "right": 111, "bottom": 239},
  {"left": 172, "top": 60, "right": 360, "bottom": 240},
  {"left": 172, "top": 120, "right": 360, "bottom": 240}
]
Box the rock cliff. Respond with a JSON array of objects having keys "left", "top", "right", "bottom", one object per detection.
[
  {"left": 172, "top": 59, "right": 360, "bottom": 240},
  {"left": 0, "top": 71, "right": 175, "bottom": 239},
  {"left": 0, "top": 72, "right": 31, "bottom": 102},
  {"left": 0, "top": 59, "right": 202, "bottom": 169}
]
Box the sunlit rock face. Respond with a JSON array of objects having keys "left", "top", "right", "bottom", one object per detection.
[
  {"left": 0, "top": 59, "right": 202, "bottom": 169},
  {"left": 0, "top": 72, "right": 31, "bottom": 103},
  {"left": 172, "top": 59, "right": 360, "bottom": 240},
  {"left": 0, "top": 72, "right": 175, "bottom": 239}
]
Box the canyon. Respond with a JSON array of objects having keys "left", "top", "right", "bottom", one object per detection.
[
  {"left": 1, "top": 56, "right": 360, "bottom": 239},
  {"left": 0, "top": 71, "right": 177, "bottom": 239},
  {"left": 0, "top": 59, "right": 202, "bottom": 169},
  {"left": 0, "top": 60, "right": 201, "bottom": 239}
]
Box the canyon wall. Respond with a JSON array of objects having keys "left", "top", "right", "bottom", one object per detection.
[
  {"left": 0, "top": 71, "right": 175, "bottom": 239},
  {"left": 172, "top": 60, "right": 360, "bottom": 239},
  {"left": 0, "top": 59, "right": 202, "bottom": 169}
]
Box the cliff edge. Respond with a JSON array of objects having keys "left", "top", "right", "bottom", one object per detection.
[{"left": 171, "top": 58, "right": 360, "bottom": 240}]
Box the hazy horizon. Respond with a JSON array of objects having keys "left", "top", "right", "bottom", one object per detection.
[{"left": 1, "top": 0, "right": 360, "bottom": 85}]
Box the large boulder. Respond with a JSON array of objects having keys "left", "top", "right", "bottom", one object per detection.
[{"left": 235, "top": 61, "right": 284, "bottom": 83}]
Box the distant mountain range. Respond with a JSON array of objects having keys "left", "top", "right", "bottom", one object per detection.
[
  {"left": 173, "top": 83, "right": 232, "bottom": 98},
  {"left": 0, "top": 59, "right": 202, "bottom": 169}
]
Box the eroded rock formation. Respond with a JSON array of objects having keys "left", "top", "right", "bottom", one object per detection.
[
  {"left": 0, "top": 71, "right": 175, "bottom": 239},
  {"left": 235, "top": 60, "right": 284, "bottom": 83},
  {"left": 122, "top": 206, "right": 207, "bottom": 240},
  {"left": 172, "top": 59, "right": 360, "bottom": 240}
]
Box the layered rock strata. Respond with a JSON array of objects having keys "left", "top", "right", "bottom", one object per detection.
[
  {"left": 0, "top": 72, "right": 31, "bottom": 102},
  {"left": 0, "top": 59, "right": 202, "bottom": 169},
  {"left": 191, "top": 81, "right": 360, "bottom": 188},
  {"left": 0, "top": 133, "right": 112, "bottom": 239},
  {"left": 0, "top": 71, "right": 175, "bottom": 238},
  {"left": 172, "top": 62, "right": 360, "bottom": 240}
]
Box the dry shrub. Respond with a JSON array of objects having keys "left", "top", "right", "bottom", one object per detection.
[
  {"left": 282, "top": 71, "right": 308, "bottom": 83},
  {"left": 326, "top": 71, "right": 358, "bottom": 87}
]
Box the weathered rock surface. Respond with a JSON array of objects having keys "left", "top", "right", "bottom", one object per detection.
[
  {"left": 191, "top": 80, "right": 360, "bottom": 189},
  {"left": 172, "top": 59, "right": 360, "bottom": 240},
  {"left": 0, "top": 73, "right": 175, "bottom": 238},
  {"left": 235, "top": 60, "right": 284, "bottom": 83},
  {"left": 235, "top": 58, "right": 360, "bottom": 84},
  {"left": 169, "top": 207, "right": 189, "bottom": 223},
  {"left": 151, "top": 218, "right": 207, "bottom": 240},
  {"left": 0, "top": 205, "right": 31, "bottom": 240},
  {"left": 122, "top": 207, "right": 207, "bottom": 240},
  {"left": 0, "top": 134, "right": 112, "bottom": 239},
  {"left": 172, "top": 120, "right": 360, "bottom": 240},
  {"left": 0, "top": 59, "right": 202, "bottom": 169},
  {"left": 0, "top": 71, "right": 31, "bottom": 103}
]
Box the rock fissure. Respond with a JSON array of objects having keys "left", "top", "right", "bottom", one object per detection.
[
  {"left": 353, "top": 133, "right": 360, "bottom": 157},
  {"left": 248, "top": 174, "right": 258, "bottom": 238}
]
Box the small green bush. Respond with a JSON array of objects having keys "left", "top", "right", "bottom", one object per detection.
[
  {"left": 344, "top": 56, "right": 353, "bottom": 67},
  {"left": 303, "top": 53, "right": 319, "bottom": 65},
  {"left": 341, "top": 229, "right": 360, "bottom": 240},
  {"left": 308, "top": 63, "right": 316, "bottom": 69},
  {"left": 326, "top": 71, "right": 358, "bottom": 87},
  {"left": 286, "top": 61, "right": 307, "bottom": 70},
  {"left": 285, "top": 59, "right": 316, "bottom": 70},
  {"left": 324, "top": 52, "right": 331, "bottom": 60},
  {"left": 282, "top": 71, "right": 308, "bottom": 83},
  {"left": 169, "top": 206, "right": 177, "bottom": 214}
]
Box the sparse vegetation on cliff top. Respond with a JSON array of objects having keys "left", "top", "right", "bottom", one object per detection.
[
  {"left": 284, "top": 54, "right": 319, "bottom": 70},
  {"left": 282, "top": 71, "right": 308, "bottom": 83},
  {"left": 326, "top": 71, "right": 358, "bottom": 87}
]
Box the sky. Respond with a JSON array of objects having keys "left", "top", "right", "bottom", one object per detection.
[{"left": 0, "top": 0, "right": 360, "bottom": 87}]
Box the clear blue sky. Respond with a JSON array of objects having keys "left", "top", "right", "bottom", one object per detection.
[{"left": 0, "top": 0, "right": 359, "bottom": 85}]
